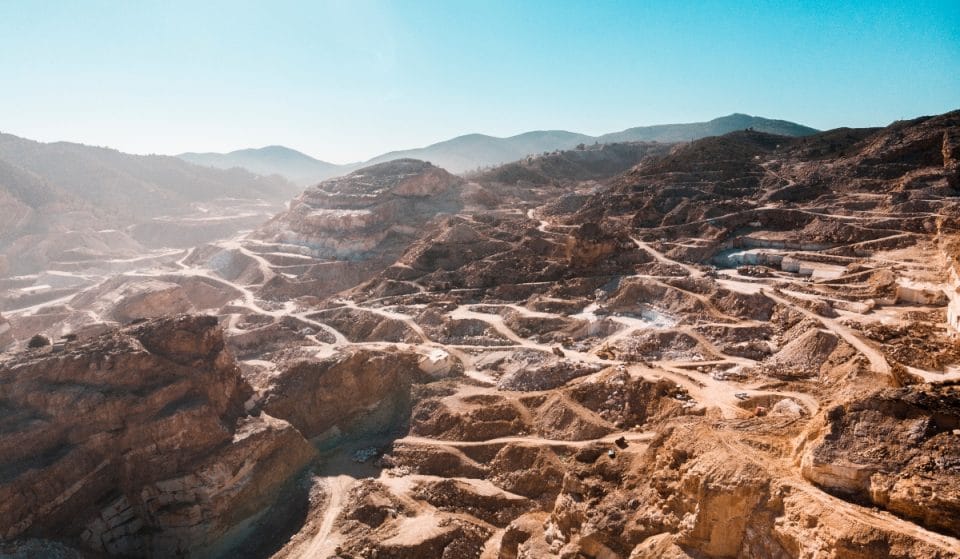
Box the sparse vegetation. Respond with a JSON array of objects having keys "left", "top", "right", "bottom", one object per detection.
[{"left": 27, "top": 334, "right": 50, "bottom": 349}]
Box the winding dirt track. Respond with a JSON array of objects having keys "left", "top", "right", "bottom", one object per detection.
[
  {"left": 396, "top": 431, "right": 655, "bottom": 449},
  {"left": 717, "top": 276, "right": 894, "bottom": 378},
  {"left": 302, "top": 474, "right": 352, "bottom": 559},
  {"left": 32, "top": 200, "right": 956, "bottom": 556},
  {"left": 631, "top": 236, "right": 705, "bottom": 278},
  {"left": 631, "top": 228, "right": 896, "bottom": 381}
]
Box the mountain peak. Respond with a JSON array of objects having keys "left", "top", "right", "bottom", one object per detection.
[{"left": 176, "top": 114, "right": 818, "bottom": 181}]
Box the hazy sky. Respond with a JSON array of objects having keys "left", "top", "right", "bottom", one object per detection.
[{"left": 1, "top": 0, "right": 958, "bottom": 163}]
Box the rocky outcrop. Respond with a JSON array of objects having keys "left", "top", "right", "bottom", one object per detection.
[
  {"left": 564, "top": 222, "right": 645, "bottom": 270},
  {"left": 497, "top": 359, "right": 602, "bottom": 391},
  {"left": 261, "top": 348, "right": 429, "bottom": 442},
  {"left": 412, "top": 478, "right": 534, "bottom": 527},
  {"left": 802, "top": 385, "right": 960, "bottom": 538},
  {"left": 0, "top": 315, "right": 316, "bottom": 556},
  {"left": 7, "top": 111, "right": 960, "bottom": 558},
  {"left": 518, "top": 422, "right": 960, "bottom": 558},
  {"left": 66, "top": 277, "right": 196, "bottom": 325},
  {"left": 104, "top": 280, "right": 196, "bottom": 323},
  {"left": 939, "top": 235, "right": 960, "bottom": 335},
  {"left": 335, "top": 480, "right": 491, "bottom": 559},
  {"left": 255, "top": 159, "right": 464, "bottom": 260},
  {"left": 308, "top": 307, "right": 421, "bottom": 343},
  {"left": 360, "top": 213, "right": 636, "bottom": 294},
  {"left": 185, "top": 245, "right": 266, "bottom": 285}
]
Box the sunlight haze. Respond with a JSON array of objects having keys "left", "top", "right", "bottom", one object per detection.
[{"left": 1, "top": 0, "right": 957, "bottom": 163}]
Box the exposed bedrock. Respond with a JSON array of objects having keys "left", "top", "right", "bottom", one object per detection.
[
  {"left": 503, "top": 421, "right": 960, "bottom": 558},
  {"left": 254, "top": 159, "right": 465, "bottom": 260},
  {"left": 260, "top": 347, "right": 433, "bottom": 443},
  {"left": 0, "top": 315, "right": 316, "bottom": 557},
  {"left": 801, "top": 384, "right": 960, "bottom": 538}
]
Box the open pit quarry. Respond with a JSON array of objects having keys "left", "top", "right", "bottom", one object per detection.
[{"left": 1, "top": 112, "right": 960, "bottom": 558}]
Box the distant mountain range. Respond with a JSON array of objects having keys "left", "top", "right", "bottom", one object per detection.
[
  {"left": 176, "top": 114, "right": 818, "bottom": 184},
  {"left": 0, "top": 134, "right": 298, "bottom": 222},
  {"left": 179, "top": 145, "right": 340, "bottom": 187}
]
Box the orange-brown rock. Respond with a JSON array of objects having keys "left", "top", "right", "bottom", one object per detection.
[
  {"left": 0, "top": 315, "right": 316, "bottom": 556},
  {"left": 255, "top": 159, "right": 464, "bottom": 260},
  {"left": 261, "top": 348, "right": 429, "bottom": 441},
  {"left": 802, "top": 385, "right": 960, "bottom": 538}
]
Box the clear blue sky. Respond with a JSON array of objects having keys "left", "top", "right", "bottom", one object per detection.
[{"left": 1, "top": 0, "right": 957, "bottom": 163}]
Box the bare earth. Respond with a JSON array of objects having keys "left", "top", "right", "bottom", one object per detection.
[{"left": 2, "top": 114, "right": 960, "bottom": 557}]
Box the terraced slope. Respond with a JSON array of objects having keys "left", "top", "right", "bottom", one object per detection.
[{"left": 2, "top": 111, "right": 960, "bottom": 558}]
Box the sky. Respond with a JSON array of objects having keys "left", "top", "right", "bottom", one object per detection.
[{"left": 0, "top": 0, "right": 958, "bottom": 164}]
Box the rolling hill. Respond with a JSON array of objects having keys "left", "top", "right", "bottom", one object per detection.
[
  {"left": 178, "top": 145, "right": 341, "bottom": 186},
  {"left": 176, "top": 113, "right": 818, "bottom": 180},
  {"left": 0, "top": 132, "right": 300, "bottom": 274}
]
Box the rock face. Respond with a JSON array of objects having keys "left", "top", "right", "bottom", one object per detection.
[
  {"left": 241, "top": 159, "right": 467, "bottom": 301},
  {"left": 255, "top": 159, "right": 464, "bottom": 261},
  {"left": 365, "top": 212, "right": 644, "bottom": 294},
  {"left": 314, "top": 111, "right": 960, "bottom": 558},
  {"left": 802, "top": 385, "right": 960, "bottom": 538},
  {"left": 512, "top": 421, "right": 960, "bottom": 559},
  {"left": 6, "top": 111, "right": 960, "bottom": 558},
  {"left": 102, "top": 279, "right": 196, "bottom": 323},
  {"left": 0, "top": 315, "right": 315, "bottom": 556},
  {"left": 261, "top": 348, "right": 427, "bottom": 442},
  {"left": 941, "top": 237, "right": 960, "bottom": 334}
]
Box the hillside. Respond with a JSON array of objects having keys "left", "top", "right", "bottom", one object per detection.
[
  {"left": 0, "top": 133, "right": 300, "bottom": 275},
  {"left": 179, "top": 145, "right": 342, "bottom": 186},
  {"left": 375, "top": 114, "right": 817, "bottom": 174},
  {"left": 470, "top": 141, "right": 673, "bottom": 187},
  {"left": 2, "top": 110, "right": 960, "bottom": 558},
  {"left": 176, "top": 113, "right": 818, "bottom": 179},
  {"left": 362, "top": 129, "right": 595, "bottom": 174},
  {"left": 0, "top": 134, "right": 298, "bottom": 219},
  {"left": 595, "top": 112, "right": 818, "bottom": 143}
]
